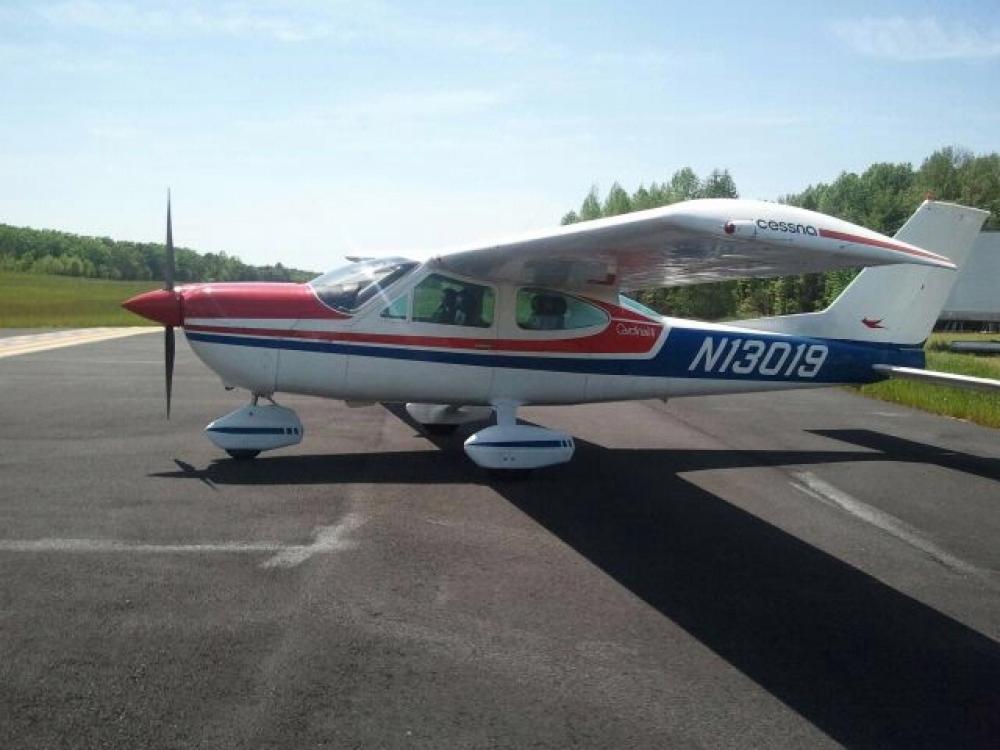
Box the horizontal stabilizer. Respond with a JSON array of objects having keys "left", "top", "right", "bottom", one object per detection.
[{"left": 872, "top": 364, "right": 1000, "bottom": 394}]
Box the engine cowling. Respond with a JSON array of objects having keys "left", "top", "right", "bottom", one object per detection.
[
  {"left": 204, "top": 403, "right": 303, "bottom": 454},
  {"left": 464, "top": 424, "right": 575, "bottom": 470}
]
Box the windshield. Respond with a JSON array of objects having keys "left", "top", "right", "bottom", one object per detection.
[{"left": 310, "top": 257, "right": 417, "bottom": 313}]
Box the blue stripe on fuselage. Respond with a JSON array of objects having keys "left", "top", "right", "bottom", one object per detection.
[
  {"left": 470, "top": 440, "right": 570, "bottom": 448},
  {"left": 207, "top": 426, "right": 290, "bottom": 434},
  {"left": 185, "top": 328, "right": 924, "bottom": 384}
]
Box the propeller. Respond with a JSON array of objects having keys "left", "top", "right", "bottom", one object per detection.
[
  {"left": 164, "top": 191, "right": 176, "bottom": 418},
  {"left": 120, "top": 192, "right": 183, "bottom": 418}
]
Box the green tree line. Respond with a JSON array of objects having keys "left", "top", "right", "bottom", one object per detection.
[
  {"left": 562, "top": 147, "right": 1000, "bottom": 320},
  {"left": 0, "top": 223, "right": 315, "bottom": 283}
]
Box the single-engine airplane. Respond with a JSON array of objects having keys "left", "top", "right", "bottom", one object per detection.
[{"left": 124, "top": 197, "right": 999, "bottom": 472}]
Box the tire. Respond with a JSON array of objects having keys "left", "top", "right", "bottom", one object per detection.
[
  {"left": 422, "top": 423, "right": 459, "bottom": 436},
  {"left": 226, "top": 449, "right": 260, "bottom": 460}
]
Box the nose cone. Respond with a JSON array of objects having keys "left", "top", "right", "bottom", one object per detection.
[{"left": 122, "top": 289, "right": 183, "bottom": 326}]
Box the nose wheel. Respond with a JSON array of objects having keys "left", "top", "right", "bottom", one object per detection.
[{"left": 205, "top": 396, "right": 304, "bottom": 459}]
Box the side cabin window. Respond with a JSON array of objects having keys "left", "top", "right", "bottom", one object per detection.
[
  {"left": 516, "top": 289, "right": 608, "bottom": 331},
  {"left": 380, "top": 294, "right": 409, "bottom": 320},
  {"left": 413, "top": 274, "right": 495, "bottom": 328},
  {"left": 618, "top": 293, "right": 661, "bottom": 320}
]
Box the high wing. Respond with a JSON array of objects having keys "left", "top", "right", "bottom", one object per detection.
[{"left": 431, "top": 198, "right": 956, "bottom": 292}]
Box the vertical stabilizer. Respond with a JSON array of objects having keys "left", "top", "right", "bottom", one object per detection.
[{"left": 739, "top": 201, "right": 989, "bottom": 344}]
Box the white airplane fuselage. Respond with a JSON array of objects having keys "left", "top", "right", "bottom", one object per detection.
[{"left": 176, "top": 262, "right": 919, "bottom": 408}]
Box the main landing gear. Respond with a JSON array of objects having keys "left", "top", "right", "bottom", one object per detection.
[
  {"left": 203, "top": 397, "right": 575, "bottom": 473},
  {"left": 204, "top": 394, "right": 304, "bottom": 461},
  {"left": 406, "top": 401, "right": 576, "bottom": 472},
  {"left": 463, "top": 401, "right": 575, "bottom": 472}
]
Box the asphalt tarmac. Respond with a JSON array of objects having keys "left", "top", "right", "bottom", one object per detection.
[{"left": 1, "top": 333, "right": 998, "bottom": 749}]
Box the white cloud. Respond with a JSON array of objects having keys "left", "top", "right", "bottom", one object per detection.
[
  {"left": 343, "top": 89, "right": 507, "bottom": 119},
  {"left": 651, "top": 113, "right": 811, "bottom": 128},
  {"left": 588, "top": 50, "right": 684, "bottom": 67},
  {"left": 234, "top": 88, "right": 508, "bottom": 142},
  {"left": 37, "top": 1, "right": 340, "bottom": 42},
  {"left": 34, "top": 0, "right": 543, "bottom": 52},
  {"left": 833, "top": 17, "right": 1000, "bottom": 61},
  {"left": 88, "top": 123, "right": 139, "bottom": 139},
  {"left": 0, "top": 40, "right": 116, "bottom": 72}
]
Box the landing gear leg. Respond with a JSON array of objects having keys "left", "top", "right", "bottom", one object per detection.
[{"left": 493, "top": 400, "right": 518, "bottom": 428}]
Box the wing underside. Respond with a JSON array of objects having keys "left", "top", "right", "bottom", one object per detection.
[{"left": 432, "top": 199, "right": 956, "bottom": 292}]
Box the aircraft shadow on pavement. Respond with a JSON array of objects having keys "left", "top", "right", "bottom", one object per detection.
[
  {"left": 809, "top": 428, "right": 1000, "bottom": 483},
  {"left": 153, "top": 414, "right": 1000, "bottom": 748}
]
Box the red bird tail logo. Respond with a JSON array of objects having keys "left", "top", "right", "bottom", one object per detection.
[{"left": 862, "top": 317, "right": 885, "bottom": 329}]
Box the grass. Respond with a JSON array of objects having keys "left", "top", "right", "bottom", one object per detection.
[
  {"left": 854, "top": 333, "right": 1000, "bottom": 428},
  {"left": 0, "top": 272, "right": 158, "bottom": 327}
]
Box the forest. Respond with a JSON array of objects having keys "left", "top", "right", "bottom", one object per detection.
[
  {"left": 0, "top": 223, "right": 314, "bottom": 283},
  {"left": 561, "top": 147, "right": 1000, "bottom": 320}
]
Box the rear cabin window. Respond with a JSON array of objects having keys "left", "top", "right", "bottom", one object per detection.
[
  {"left": 516, "top": 289, "right": 608, "bottom": 331},
  {"left": 413, "top": 274, "right": 494, "bottom": 328},
  {"left": 618, "top": 293, "right": 661, "bottom": 319}
]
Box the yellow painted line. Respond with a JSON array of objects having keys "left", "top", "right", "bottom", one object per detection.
[{"left": 0, "top": 327, "right": 157, "bottom": 359}]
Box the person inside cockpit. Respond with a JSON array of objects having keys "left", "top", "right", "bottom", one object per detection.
[
  {"left": 455, "top": 289, "right": 486, "bottom": 327},
  {"left": 527, "top": 294, "right": 567, "bottom": 330},
  {"left": 432, "top": 288, "right": 459, "bottom": 324}
]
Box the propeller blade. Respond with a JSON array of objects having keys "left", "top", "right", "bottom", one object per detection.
[
  {"left": 165, "top": 190, "right": 175, "bottom": 292},
  {"left": 165, "top": 325, "right": 175, "bottom": 419}
]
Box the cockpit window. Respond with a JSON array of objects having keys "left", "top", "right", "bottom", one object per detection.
[
  {"left": 413, "top": 274, "right": 494, "bottom": 328},
  {"left": 310, "top": 258, "right": 417, "bottom": 313}
]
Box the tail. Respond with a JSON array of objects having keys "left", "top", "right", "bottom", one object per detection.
[{"left": 739, "top": 201, "right": 989, "bottom": 345}]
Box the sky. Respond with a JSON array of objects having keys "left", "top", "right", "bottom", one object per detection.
[{"left": 1, "top": 0, "right": 998, "bottom": 272}]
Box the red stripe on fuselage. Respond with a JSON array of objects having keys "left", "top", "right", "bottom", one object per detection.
[
  {"left": 180, "top": 283, "right": 348, "bottom": 320},
  {"left": 817, "top": 228, "right": 953, "bottom": 266},
  {"left": 184, "top": 320, "right": 663, "bottom": 355}
]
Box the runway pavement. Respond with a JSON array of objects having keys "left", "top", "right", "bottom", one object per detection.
[
  {"left": 0, "top": 332, "right": 997, "bottom": 749},
  {"left": 0, "top": 327, "right": 155, "bottom": 358}
]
